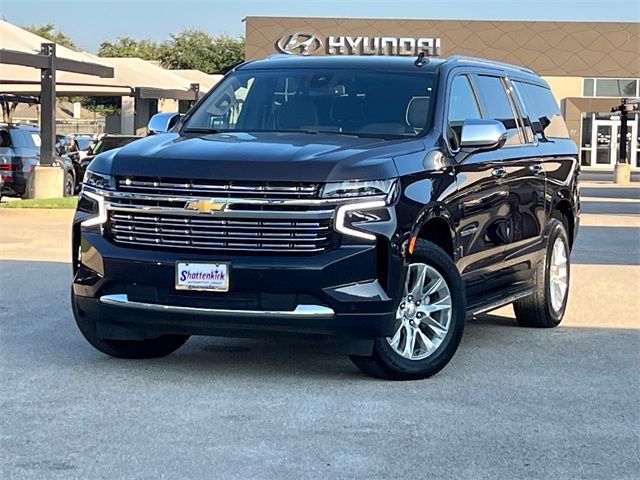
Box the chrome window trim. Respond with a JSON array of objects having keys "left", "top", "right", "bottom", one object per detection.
[{"left": 99, "top": 294, "right": 335, "bottom": 318}]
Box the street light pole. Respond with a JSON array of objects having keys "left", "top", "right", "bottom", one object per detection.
[
  {"left": 618, "top": 98, "right": 628, "bottom": 165},
  {"left": 611, "top": 97, "right": 639, "bottom": 184}
]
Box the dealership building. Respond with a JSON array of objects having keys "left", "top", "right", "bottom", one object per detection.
[{"left": 245, "top": 17, "right": 640, "bottom": 172}]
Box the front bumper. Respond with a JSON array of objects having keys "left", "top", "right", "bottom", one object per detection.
[{"left": 72, "top": 230, "right": 404, "bottom": 342}]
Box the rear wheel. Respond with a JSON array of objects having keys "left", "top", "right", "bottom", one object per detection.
[
  {"left": 350, "top": 240, "right": 465, "bottom": 380},
  {"left": 63, "top": 171, "right": 74, "bottom": 197},
  {"left": 514, "top": 219, "right": 570, "bottom": 327},
  {"left": 72, "top": 292, "right": 189, "bottom": 359}
]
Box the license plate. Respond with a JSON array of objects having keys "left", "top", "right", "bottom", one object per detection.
[{"left": 175, "top": 262, "right": 230, "bottom": 292}]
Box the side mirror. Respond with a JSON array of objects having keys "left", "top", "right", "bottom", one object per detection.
[
  {"left": 459, "top": 119, "right": 507, "bottom": 151},
  {"left": 147, "top": 112, "right": 183, "bottom": 135}
]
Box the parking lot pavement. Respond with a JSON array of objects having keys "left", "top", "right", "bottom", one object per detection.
[{"left": 1, "top": 185, "right": 639, "bottom": 480}]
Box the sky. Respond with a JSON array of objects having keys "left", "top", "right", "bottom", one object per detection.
[{"left": 1, "top": 0, "right": 639, "bottom": 53}]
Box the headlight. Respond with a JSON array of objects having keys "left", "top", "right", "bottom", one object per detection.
[
  {"left": 79, "top": 169, "right": 110, "bottom": 228},
  {"left": 321, "top": 179, "right": 397, "bottom": 200},
  {"left": 328, "top": 179, "right": 398, "bottom": 241},
  {"left": 83, "top": 170, "right": 115, "bottom": 190},
  {"left": 79, "top": 190, "right": 107, "bottom": 228},
  {"left": 335, "top": 200, "right": 388, "bottom": 241}
]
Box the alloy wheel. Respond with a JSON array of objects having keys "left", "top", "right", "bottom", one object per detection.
[
  {"left": 549, "top": 237, "right": 568, "bottom": 312},
  {"left": 386, "top": 263, "right": 452, "bottom": 361}
]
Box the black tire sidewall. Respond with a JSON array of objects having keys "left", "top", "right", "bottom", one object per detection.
[{"left": 372, "top": 240, "right": 466, "bottom": 379}]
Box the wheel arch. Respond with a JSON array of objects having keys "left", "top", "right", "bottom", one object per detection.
[
  {"left": 409, "top": 204, "right": 456, "bottom": 259},
  {"left": 551, "top": 194, "right": 575, "bottom": 248}
]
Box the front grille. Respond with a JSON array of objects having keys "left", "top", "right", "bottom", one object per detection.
[
  {"left": 107, "top": 212, "right": 336, "bottom": 254},
  {"left": 117, "top": 177, "right": 320, "bottom": 199},
  {"left": 104, "top": 177, "right": 338, "bottom": 254}
]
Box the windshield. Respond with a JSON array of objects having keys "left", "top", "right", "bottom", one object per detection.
[
  {"left": 93, "top": 137, "right": 138, "bottom": 154},
  {"left": 184, "top": 69, "right": 436, "bottom": 137},
  {"left": 75, "top": 137, "right": 93, "bottom": 151}
]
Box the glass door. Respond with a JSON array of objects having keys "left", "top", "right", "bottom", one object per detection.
[
  {"left": 615, "top": 117, "right": 638, "bottom": 167},
  {"left": 586, "top": 115, "right": 639, "bottom": 169},
  {"left": 592, "top": 120, "right": 615, "bottom": 166}
]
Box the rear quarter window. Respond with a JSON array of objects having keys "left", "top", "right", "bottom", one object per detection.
[{"left": 514, "top": 81, "right": 569, "bottom": 139}]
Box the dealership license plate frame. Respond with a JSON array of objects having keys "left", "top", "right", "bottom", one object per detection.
[{"left": 175, "top": 261, "right": 230, "bottom": 292}]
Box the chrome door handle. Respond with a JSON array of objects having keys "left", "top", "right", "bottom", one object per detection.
[
  {"left": 491, "top": 167, "right": 507, "bottom": 178},
  {"left": 529, "top": 163, "right": 544, "bottom": 175}
]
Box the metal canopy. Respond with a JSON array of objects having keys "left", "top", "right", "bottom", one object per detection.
[
  {"left": 0, "top": 20, "right": 116, "bottom": 165},
  {"left": 0, "top": 48, "right": 114, "bottom": 78}
]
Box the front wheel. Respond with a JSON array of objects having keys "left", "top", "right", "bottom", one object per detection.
[
  {"left": 72, "top": 292, "right": 189, "bottom": 359},
  {"left": 350, "top": 240, "right": 466, "bottom": 380}
]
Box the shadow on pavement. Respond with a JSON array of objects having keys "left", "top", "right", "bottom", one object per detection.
[{"left": 572, "top": 225, "right": 640, "bottom": 265}]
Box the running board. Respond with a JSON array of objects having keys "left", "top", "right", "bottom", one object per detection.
[{"left": 466, "top": 284, "right": 535, "bottom": 317}]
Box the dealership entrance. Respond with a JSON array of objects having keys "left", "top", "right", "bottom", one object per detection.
[{"left": 581, "top": 113, "right": 640, "bottom": 169}]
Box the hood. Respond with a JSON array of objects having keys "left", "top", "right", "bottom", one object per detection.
[{"left": 93, "top": 132, "right": 426, "bottom": 182}]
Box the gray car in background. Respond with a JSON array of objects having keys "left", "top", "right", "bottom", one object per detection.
[{"left": 0, "top": 123, "right": 75, "bottom": 198}]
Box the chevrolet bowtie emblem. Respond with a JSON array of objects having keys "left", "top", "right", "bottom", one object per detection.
[{"left": 184, "top": 199, "right": 227, "bottom": 214}]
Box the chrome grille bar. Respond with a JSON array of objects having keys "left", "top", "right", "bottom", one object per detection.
[{"left": 117, "top": 178, "right": 320, "bottom": 198}]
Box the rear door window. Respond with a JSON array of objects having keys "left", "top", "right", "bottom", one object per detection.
[
  {"left": 446, "top": 74, "right": 482, "bottom": 150},
  {"left": 513, "top": 81, "right": 570, "bottom": 139},
  {"left": 474, "top": 75, "right": 523, "bottom": 146}
]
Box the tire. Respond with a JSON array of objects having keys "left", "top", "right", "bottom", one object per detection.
[
  {"left": 72, "top": 292, "right": 189, "bottom": 359},
  {"left": 63, "top": 171, "right": 75, "bottom": 197},
  {"left": 350, "top": 239, "right": 466, "bottom": 380},
  {"left": 514, "top": 219, "right": 570, "bottom": 328}
]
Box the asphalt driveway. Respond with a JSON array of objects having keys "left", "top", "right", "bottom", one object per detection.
[{"left": 1, "top": 183, "right": 638, "bottom": 479}]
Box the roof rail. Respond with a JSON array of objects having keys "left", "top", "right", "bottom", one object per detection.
[
  {"left": 447, "top": 55, "right": 535, "bottom": 74},
  {"left": 266, "top": 54, "right": 291, "bottom": 60}
]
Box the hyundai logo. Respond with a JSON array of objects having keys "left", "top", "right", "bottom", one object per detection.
[{"left": 276, "top": 32, "right": 323, "bottom": 55}]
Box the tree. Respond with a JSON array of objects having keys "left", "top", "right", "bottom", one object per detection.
[
  {"left": 158, "top": 29, "right": 244, "bottom": 74},
  {"left": 97, "top": 37, "right": 163, "bottom": 60},
  {"left": 23, "top": 22, "right": 76, "bottom": 49}
]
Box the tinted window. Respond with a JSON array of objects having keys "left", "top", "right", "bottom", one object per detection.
[
  {"left": 506, "top": 80, "right": 534, "bottom": 143},
  {"left": 185, "top": 70, "right": 436, "bottom": 138},
  {"left": 447, "top": 75, "right": 481, "bottom": 150},
  {"left": 9, "top": 129, "right": 38, "bottom": 149},
  {"left": 514, "top": 81, "right": 569, "bottom": 139},
  {"left": 474, "top": 75, "right": 521, "bottom": 145}
]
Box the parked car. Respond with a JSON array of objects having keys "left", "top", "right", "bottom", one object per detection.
[
  {"left": 66, "top": 134, "right": 140, "bottom": 193},
  {"left": 1, "top": 123, "right": 75, "bottom": 198},
  {"left": 72, "top": 55, "right": 579, "bottom": 380}
]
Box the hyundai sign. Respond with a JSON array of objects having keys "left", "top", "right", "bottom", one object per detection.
[{"left": 276, "top": 32, "right": 441, "bottom": 56}]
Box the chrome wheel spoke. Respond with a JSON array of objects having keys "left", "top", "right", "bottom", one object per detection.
[
  {"left": 549, "top": 237, "right": 569, "bottom": 312},
  {"left": 402, "top": 325, "right": 416, "bottom": 357},
  {"left": 389, "top": 323, "right": 403, "bottom": 350},
  {"left": 407, "top": 264, "right": 427, "bottom": 298},
  {"left": 421, "top": 315, "right": 448, "bottom": 338},
  {"left": 424, "top": 277, "right": 444, "bottom": 296},
  {"left": 420, "top": 296, "right": 451, "bottom": 313},
  {"left": 416, "top": 328, "right": 435, "bottom": 354}
]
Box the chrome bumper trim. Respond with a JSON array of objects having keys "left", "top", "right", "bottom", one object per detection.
[{"left": 99, "top": 294, "right": 335, "bottom": 318}]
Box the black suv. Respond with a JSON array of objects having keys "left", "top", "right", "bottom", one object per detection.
[{"left": 72, "top": 55, "right": 579, "bottom": 380}]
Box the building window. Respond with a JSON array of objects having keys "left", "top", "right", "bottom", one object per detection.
[
  {"left": 583, "top": 78, "right": 640, "bottom": 97},
  {"left": 583, "top": 79, "right": 595, "bottom": 97}
]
